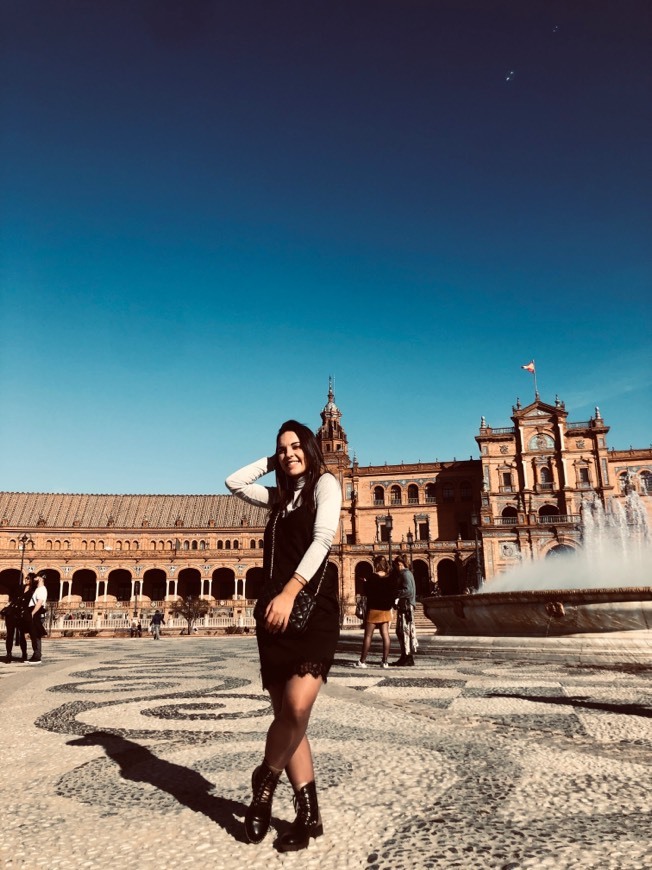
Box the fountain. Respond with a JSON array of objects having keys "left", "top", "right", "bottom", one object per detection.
[{"left": 423, "top": 491, "right": 652, "bottom": 636}]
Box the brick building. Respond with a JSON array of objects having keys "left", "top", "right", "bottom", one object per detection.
[{"left": 0, "top": 384, "right": 650, "bottom": 623}]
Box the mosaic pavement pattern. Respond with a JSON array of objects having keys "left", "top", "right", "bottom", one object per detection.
[{"left": 1, "top": 634, "right": 651, "bottom": 869}]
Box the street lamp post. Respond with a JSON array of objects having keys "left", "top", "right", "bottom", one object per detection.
[
  {"left": 406, "top": 529, "right": 414, "bottom": 569},
  {"left": 471, "top": 512, "right": 484, "bottom": 590},
  {"left": 385, "top": 513, "right": 393, "bottom": 564},
  {"left": 18, "top": 533, "right": 32, "bottom": 582}
]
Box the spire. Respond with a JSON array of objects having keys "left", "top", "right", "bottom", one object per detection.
[{"left": 316, "top": 377, "right": 349, "bottom": 469}]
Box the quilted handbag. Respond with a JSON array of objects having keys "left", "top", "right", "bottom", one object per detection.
[{"left": 254, "top": 512, "right": 330, "bottom": 636}]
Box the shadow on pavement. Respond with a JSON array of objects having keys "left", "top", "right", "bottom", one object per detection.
[
  {"left": 67, "top": 731, "right": 255, "bottom": 842},
  {"left": 488, "top": 693, "right": 652, "bottom": 718}
]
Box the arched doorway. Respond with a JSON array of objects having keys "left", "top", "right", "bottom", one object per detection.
[
  {"left": 412, "top": 559, "right": 430, "bottom": 598},
  {"left": 40, "top": 569, "right": 61, "bottom": 603},
  {"left": 107, "top": 569, "right": 132, "bottom": 603},
  {"left": 0, "top": 569, "right": 21, "bottom": 602},
  {"left": 178, "top": 567, "right": 201, "bottom": 598},
  {"left": 143, "top": 569, "right": 167, "bottom": 604},
  {"left": 437, "top": 559, "right": 459, "bottom": 596},
  {"left": 354, "top": 560, "right": 373, "bottom": 596},
  {"left": 70, "top": 569, "right": 98, "bottom": 604},
  {"left": 212, "top": 568, "right": 235, "bottom": 601},
  {"left": 545, "top": 544, "right": 575, "bottom": 559},
  {"left": 539, "top": 505, "right": 560, "bottom": 518},
  {"left": 245, "top": 567, "right": 265, "bottom": 600}
]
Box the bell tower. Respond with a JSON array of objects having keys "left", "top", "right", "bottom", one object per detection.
[{"left": 316, "top": 377, "right": 350, "bottom": 470}]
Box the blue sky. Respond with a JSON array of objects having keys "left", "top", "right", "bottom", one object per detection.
[{"left": 1, "top": 0, "right": 650, "bottom": 495}]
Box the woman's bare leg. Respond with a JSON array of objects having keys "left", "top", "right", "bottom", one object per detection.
[{"left": 264, "top": 674, "right": 323, "bottom": 786}]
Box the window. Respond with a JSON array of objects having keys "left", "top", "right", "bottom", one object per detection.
[
  {"left": 418, "top": 522, "right": 429, "bottom": 541},
  {"left": 407, "top": 484, "right": 419, "bottom": 504},
  {"left": 460, "top": 481, "right": 472, "bottom": 501},
  {"left": 374, "top": 486, "right": 385, "bottom": 505},
  {"left": 390, "top": 485, "right": 402, "bottom": 505},
  {"left": 225, "top": 540, "right": 231, "bottom": 550},
  {"left": 217, "top": 540, "right": 223, "bottom": 550},
  {"left": 641, "top": 471, "right": 652, "bottom": 495},
  {"left": 501, "top": 472, "right": 512, "bottom": 493},
  {"left": 443, "top": 485, "right": 454, "bottom": 502},
  {"left": 579, "top": 467, "right": 591, "bottom": 488},
  {"left": 233, "top": 540, "right": 239, "bottom": 550},
  {"left": 425, "top": 483, "right": 436, "bottom": 503}
]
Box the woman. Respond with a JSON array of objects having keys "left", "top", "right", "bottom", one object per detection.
[
  {"left": 355, "top": 555, "right": 394, "bottom": 669},
  {"left": 226, "top": 420, "right": 342, "bottom": 851},
  {"left": 2, "top": 573, "right": 32, "bottom": 663}
]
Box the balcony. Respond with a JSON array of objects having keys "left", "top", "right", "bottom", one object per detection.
[
  {"left": 496, "top": 517, "right": 518, "bottom": 525},
  {"left": 499, "top": 485, "right": 514, "bottom": 493},
  {"left": 535, "top": 483, "right": 554, "bottom": 492},
  {"left": 537, "top": 514, "right": 580, "bottom": 525}
]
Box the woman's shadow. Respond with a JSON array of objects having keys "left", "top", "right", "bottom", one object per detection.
[{"left": 68, "top": 730, "right": 273, "bottom": 843}]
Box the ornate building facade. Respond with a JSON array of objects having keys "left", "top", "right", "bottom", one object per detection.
[{"left": 1, "top": 383, "right": 650, "bottom": 622}]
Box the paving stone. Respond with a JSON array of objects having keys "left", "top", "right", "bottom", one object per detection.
[{"left": 1, "top": 630, "right": 651, "bottom": 869}]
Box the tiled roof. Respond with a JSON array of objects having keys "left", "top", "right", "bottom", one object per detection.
[{"left": 0, "top": 492, "right": 269, "bottom": 530}]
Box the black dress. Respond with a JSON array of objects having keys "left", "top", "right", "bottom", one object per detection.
[{"left": 257, "top": 501, "right": 340, "bottom": 690}]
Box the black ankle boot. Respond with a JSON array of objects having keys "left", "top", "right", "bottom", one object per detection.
[
  {"left": 275, "top": 780, "right": 323, "bottom": 852},
  {"left": 244, "top": 761, "right": 282, "bottom": 844}
]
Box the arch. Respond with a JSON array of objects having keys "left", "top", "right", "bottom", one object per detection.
[
  {"left": 70, "top": 569, "right": 99, "bottom": 604},
  {"left": 373, "top": 486, "right": 385, "bottom": 505},
  {"left": 0, "top": 568, "right": 21, "bottom": 601},
  {"left": 539, "top": 466, "right": 552, "bottom": 483},
  {"left": 407, "top": 483, "right": 419, "bottom": 504},
  {"left": 250, "top": 539, "right": 257, "bottom": 549},
  {"left": 425, "top": 483, "right": 436, "bottom": 503},
  {"left": 177, "top": 567, "right": 201, "bottom": 598},
  {"left": 412, "top": 558, "right": 430, "bottom": 598},
  {"left": 39, "top": 569, "right": 61, "bottom": 603},
  {"left": 143, "top": 568, "right": 167, "bottom": 603},
  {"left": 545, "top": 544, "right": 576, "bottom": 559},
  {"left": 245, "top": 566, "right": 265, "bottom": 599},
  {"left": 354, "top": 560, "right": 373, "bottom": 596},
  {"left": 107, "top": 569, "right": 132, "bottom": 602},
  {"left": 538, "top": 504, "right": 559, "bottom": 517},
  {"left": 641, "top": 470, "right": 652, "bottom": 495},
  {"left": 501, "top": 506, "right": 518, "bottom": 519},
  {"left": 390, "top": 485, "right": 402, "bottom": 505},
  {"left": 212, "top": 567, "right": 235, "bottom": 600},
  {"left": 437, "top": 559, "right": 459, "bottom": 596}
]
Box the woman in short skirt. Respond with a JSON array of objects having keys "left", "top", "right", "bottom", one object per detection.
[
  {"left": 355, "top": 555, "right": 395, "bottom": 668},
  {"left": 226, "top": 420, "right": 342, "bottom": 851}
]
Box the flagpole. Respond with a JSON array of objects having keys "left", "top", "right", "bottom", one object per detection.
[{"left": 532, "top": 359, "right": 538, "bottom": 400}]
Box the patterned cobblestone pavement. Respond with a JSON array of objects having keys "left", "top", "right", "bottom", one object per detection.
[{"left": 1, "top": 631, "right": 651, "bottom": 870}]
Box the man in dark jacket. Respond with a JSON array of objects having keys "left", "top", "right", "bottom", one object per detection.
[{"left": 150, "top": 610, "right": 165, "bottom": 640}]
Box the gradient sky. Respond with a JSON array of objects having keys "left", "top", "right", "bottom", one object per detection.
[{"left": 1, "top": 0, "right": 650, "bottom": 495}]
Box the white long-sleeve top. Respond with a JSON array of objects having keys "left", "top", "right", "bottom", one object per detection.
[{"left": 225, "top": 457, "right": 342, "bottom": 583}]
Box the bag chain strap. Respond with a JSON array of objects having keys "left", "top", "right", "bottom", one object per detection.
[{"left": 269, "top": 510, "right": 330, "bottom": 596}]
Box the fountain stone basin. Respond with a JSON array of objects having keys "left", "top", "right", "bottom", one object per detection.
[{"left": 423, "top": 587, "right": 652, "bottom": 637}]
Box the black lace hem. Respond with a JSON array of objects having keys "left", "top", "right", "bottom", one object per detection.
[{"left": 262, "top": 660, "right": 333, "bottom": 691}]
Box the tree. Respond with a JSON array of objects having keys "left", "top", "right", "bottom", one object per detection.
[{"left": 170, "top": 596, "right": 210, "bottom": 635}]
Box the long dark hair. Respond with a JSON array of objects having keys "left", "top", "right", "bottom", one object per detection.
[{"left": 275, "top": 419, "right": 327, "bottom": 513}]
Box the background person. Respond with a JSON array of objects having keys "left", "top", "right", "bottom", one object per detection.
[
  {"left": 355, "top": 555, "right": 394, "bottom": 669},
  {"left": 226, "top": 419, "right": 342, "bottom": 851},
  {"left": 26, "top": 573, "right": 48, "bottom": 664},
  {"left": 2, "top": 574, "right": 32, "bottom": 663},
  {"left": 390, "top": 554, "right": 418, "bottom": 667},
  {"left": 149, "top": 610, "right": 165, "bottom": 639}
]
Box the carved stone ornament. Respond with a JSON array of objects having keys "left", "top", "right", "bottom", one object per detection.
[
  {"left": 575, "top": 439, "right": 585, "bottom": 449},
  {"left": 500, "top": 445, "right": 509, "bottom": 454}
]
